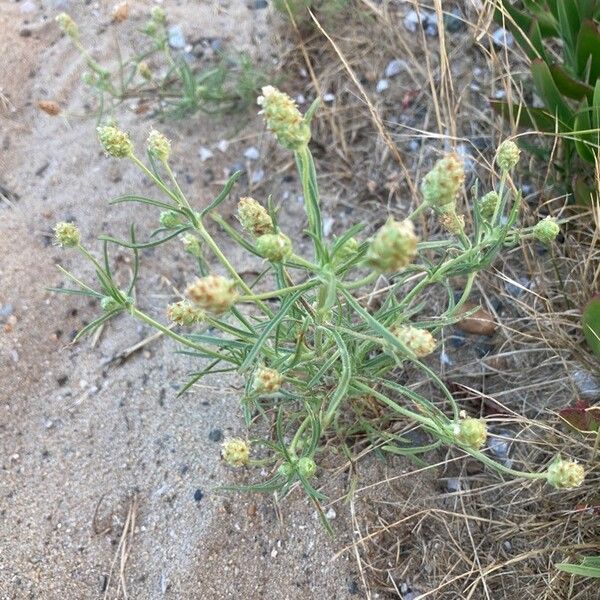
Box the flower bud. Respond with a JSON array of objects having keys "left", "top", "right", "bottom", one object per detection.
[
  {"left": 181, "top": 234, "right": 202, "bottom": 257},
  {"left": 252, "top": 367, "right": 283, "bottom": 394},
  {"left": 237, "top": 197, "right": 274, "bottom": 236},
  {"left": 257, "top": 86, "right": 311, "bottom": 151},
  {"left": 159, "top": 210, "right": 182, "bottom": 229},
  {"left": 454, "top": 417, "right": 487, "bottom": 449},
  {"left": 297, "top": 457, "right": 317, "bottom": 479},
  {"left": 97, "top": 125, "right": 134, "bottom": 158},
  {"left": 53, "top": 222, "right": 80, "bottom": 247},
  {"left": 439, "top": 210, "right": 465, "bottom": 235},
  {"left": 221, "top": 438, "right": 250, "bottom": 467},
  {"left": 278, "top": 462, "right": 294, "bottom": 478},
  {"left": 256, "top": 232, "right": 293, "bottom": 262},
  {"left": 147, "top": 129, "right": 171, "bottom": 162},
  {"left": 150, "top": 6, "right": 167, "bottom": 24},
  {"left": 478, "top": 191, "right": 500, "bottom": 220},
  {"left": 56, "top": 13, "right": 79, "bottom": 39},
  {"left": 167, "top": 300, "right": 205, "bottom": 326},
  {"left": 546, "top": 457, "right": 585, "bottom": 489},
  {"left": 391, "top": 325, "right": 436, "bottom": 358},
  {"left": 496, "top": 140, "right": 520, "bottom": 172},
  {"left": 100, "top": 296, "right": 121, "bottom": 312},
  {"left": 137, "top": 61, "right": 153, "bottom": 81},
  {"left": 532, "top": 216, "right": 559, "bottom": 244},
  {"left": 421, "top": 153, "right": 465, "bottom": 210},
  {"left": 366, "top": 218, "right": 418, "bottom": 273},
  {"left": 335, "top": 237, "right": 359, "bottom": 263},
  {"left": 186, "top": 275, "right": 238, "bottom": 315}
]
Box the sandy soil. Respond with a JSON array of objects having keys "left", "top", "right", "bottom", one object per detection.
[{"left": 0, "top": 1, "right": 361, "bottom": 598}]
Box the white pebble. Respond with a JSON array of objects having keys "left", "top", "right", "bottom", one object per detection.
[
  {"left": 244, "top": 146, "right": 260, "bottom": 161},
  {"left": 376, "top": 79, "right": 390, "bottom": 94},
  {"left": 198, "top": 147, "right": 213, "bottom": 162}
]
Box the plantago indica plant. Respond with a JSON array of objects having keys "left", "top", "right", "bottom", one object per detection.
[{"left": 53, "top": 88, "right": 584, "bottom": 515}]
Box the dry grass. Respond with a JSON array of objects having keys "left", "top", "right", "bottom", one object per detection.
[{"left": 267, "top": 1, "right": 600, "bottom": 598}]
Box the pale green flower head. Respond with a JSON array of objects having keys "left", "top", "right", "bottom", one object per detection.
[
  {"left": 100, "top": 296, "right": 121, "bottom": 312},
  {"left": 147, "top": 129, "right": 171, "bottom": 162},
  {"left": 53, "top": 222, "right": 80, "bottom": 248},
  {"left": 237, "top": 197, "right": 274, "bottom": 236},
  {"left": 186, "top": 275, "right": 238, "bottom": 315},
  {"left": 366, "top": 218, "right": 418, "bottom": 273},
  {"left": 221, "top": 438, "right": 250, "bottom": 467},
  {"left": 532, "top": 216, "right": 560, "bottom": 244},
  {"left": 496, "top": 140, "right": 520, "bottom": 172},
  {"left": 167, "top": 300, "right": 205, "bottom": 326},
  {"left": 181, "top": 233, "right": 202, "bottom": 257},
  {"left": 546, "top": 457, "right": 585, "bottom": 489},
  {"left": 159, "top": 210, "right": 182, "bottom": 229},
  {"left": 256, "top": 232, "right": 293, "bottom": 262},
  {"left": 478, "top": 191, "right": 500, "bottom": 220},
  {"left": 297, "top": 457, "right": 317, "bottom": 479},
  {"left": 97, "top": 125, "right": 134, "bottom": 158},
  {"left": 392, "top": 325, "right": 436, "bottom": 358},
  {"left": 454, "top": 417, "right": 487, "bottom": 450},
  {"left": 56, "top": 12, "right": 79, "bottom": 39},
  {"left": 257, "top": 86, "right": 311, "bottom": 151},
  {"left": 252, "top": 367, "right": 283, "bottom": 393},
  {"left": 420, "top": 153, "right": 465, "bottom": 209}
]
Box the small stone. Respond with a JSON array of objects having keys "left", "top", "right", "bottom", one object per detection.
[
  {"left": 193, "top": 488, "right": 204, "bottom": 502},
  {"left": 20, "top": 1, "right": 37, "bottom": 13},
  {"left": 208, "top": 428, "right": 223, "bottom": 442},
  {"left": 244, "top": 146, "right": 260, "bottom": 161},
  {"left": 404, "top": 593, "right": 422, "bottom": 600},
  {"left": 0, "top": 304, "right": 14, "bottom": 323},
  {"left": 168, "top": 26, "right": 186, "bottom": 50},
  {"left": 376, "top": 79, "right": 390, "bottom": 93},
  {"left": 323, "top": 93, "right": 335, "bottom": 103},
  {"left": 456, "top": 303, "right": 497, "bottom": 336},
  {"left": 444, "top": 9, "right": 465, "bottom": 33},
  {"left": 384, "top": 58, "right": 405, "bottom": 78},
  {"left": 216, "top": 139, "right": 229, "bottom": 153},
  {"left": 251, "top": 169, "right": 264, "bottom": 184},
  {"left": 488, "top": 432, "right": 513, "bottom": 468},
  {"left": 198, "top": 147, "right": 213, "bottom": 162},
  {"left": 347, "top": 580, "right": 360, "bottom": 595},
  {"left": 295, "top": 94, "right": 306, "bottom": 105},
  {"left": 403, "top": 10, "right": 420, "bottom": 32},
  {"left": 491, "top": 27, "right": 514, "bottom": 48},
  {"left": 325, "top": 507, "right": 337, "bottom": 520},
  {"left": 572, "top": 369, "right": 600, "bottom": 400},
  {"left": 446, "top": 477, "right": 461, "bottom": 493},
  {"left": 249, "top": 0, "right": 268, "bottom": 8}
]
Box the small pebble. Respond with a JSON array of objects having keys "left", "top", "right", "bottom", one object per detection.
[
  {"left": 251, "top": 169, "right": 264, "bottom": 184},
  {"left": 572, "top": 369, "right": 600, "bottom": 400},
  {"left": 384, "top": 58, "right": 406, "bottom": 78},
  {"left": 488, "top": 433, "right": 513, "bottom": 468},
  {"left": 491, "top": 27, "right": 514, "bottom": 49},
  {"left": 243, "top": 146, "right": 260, "bottom": 161},
  {"left": 193, "top": 488, "right": 204, "bottom": 502},
  {"left": 403, "top": 10, "right": 420, "bottom": 32},
  {"left": 208, "top": 428, "right": 223, "bottom": 442},
  {"left": 444, "top": 8, "right": 465, "bottom": 33},
  {"left": 376, "top": 79, "right": 390, "bottom": 94},
  {"left": 456, "top": 303, "right": 497, "bottom": 336},
  {"left": 446, "top": 477, "right": 461, "bottom": 493},
  {"left": 295, "top": 94, "right": 306, "bottom": 105},
  {"left": 217, "top": 139, "right": 229, "bottom": 153},
  {"left": 325, "top": 507, "right": 337, "bottom": 520},
  {"left": 168, "top": 26, "right": 186, "bottom": 50},
  {"left": 323, "top": 93, "right": 335, "bottom": 103},
  {"left": 249, "top": 0, "right": 268, "bottom": 8},
  {"left": 0, "top": 304, "right": 14, "bottom": 323},
  {"left": 404, "top": 592, "right": 422, "bottom": 600},
  {"left": 198, "top": 147, "right": 213, "bottom": 162},
  {"left": 20, "top": 0, "right": 37, "bottom": 13}
]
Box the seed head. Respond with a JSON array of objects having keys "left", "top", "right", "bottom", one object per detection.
[
  {"left": 532, "top": 216, "right": 560, "bottom": 244},
  {"left": 252, "top": 367, "right": 283, "bottom": 394},
  {"left": 454, "top": 417, "right": 487, "bottom": 450},
  {"left": 478, "top": 191, "right": 500, "bottom": 220},
  {"left": 257, "top": 86, "right": 311, "bottom": 151},
  {"left": 335, "top": 236, "right": 359, "bottom": 263},
  {"left": 221, "top": 438, "right": 250, "bottom": 467},
  {"left": 392, "top": 325, "right": 436, "bottom": 358},
  {"left": 97, "top": 125, "right": 133, "bottom": 158},
  {"left": 159, "top": 210, "right": 182, "bottom": 229},
  {"left": 496, "top": 140, "right": 520, "bottom": 172},
  {"left": 167, "top": 300, "right": 205, "bottom": 326},
  {"left": 56, "top": 12, "right": 79, "bottom": 39},
  {"left": 421, "top": 153, "right": 465, "bottom": 209},
  {"left": 278, "top": 462, "right": 294, "bottom": 478},
  {"left": 237, "top": 197, "right": 274, "bottom": 236},
  {"left": 38, "top": 100, "right": 61, "bottom": 116},
  {"left": 297, "top": 457, "right": 317, "bottom": 479},
  {"left": 366, "top": 218, "right": 418, "bottom": 273},
  {"left": 181, "top": 234, "right": 202, "bottom": 258},
  {"left": 147, "top": 129, "right": 171, "bottom": 162},
  {"left": 546, "top": 457, "right": 585, "bottom": 489},
  {"left": 53, "top": 222, "right": 80, "bottom": 248},
  {"left": 186, "top": 275, "right": 238, "bottom": 315},
  {"left": 256, "top": 232, "right": 293, "bottom": 262}
]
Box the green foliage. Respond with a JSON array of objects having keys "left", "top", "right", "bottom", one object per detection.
[
  {"left": 52, "top": 90, "right": 583, "bottom": 510},
  {"left": 582, "top": 296, "right": 600, "bottom": 357},
  {"left": 56, "top": 9, "right": 265, "bottom": 120},
  {"left": 556, "top": 555, "right": 600, "bottom": 577},
  {"left": 494, "top": 0, "right": 600, "bottom": 198}
]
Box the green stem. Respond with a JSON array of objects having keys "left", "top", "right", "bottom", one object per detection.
[{"left": 130, "top": 155, "right": 180, "bottom": 205}]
